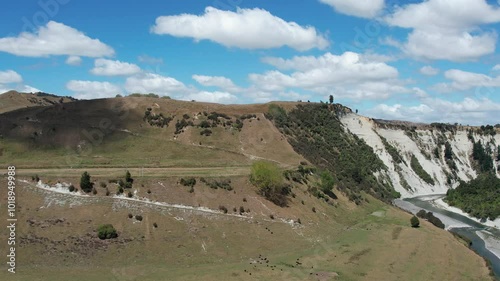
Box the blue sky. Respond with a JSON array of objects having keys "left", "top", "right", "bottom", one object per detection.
[{"left": 1, "top": 0, "right": 500, "bottom": 125}]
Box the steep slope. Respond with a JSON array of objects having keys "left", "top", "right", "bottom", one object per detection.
[
  {"left": 341, "top": 113, "right": 500, "bottom": 198},
  {"left": 0, "top": 90, "right": 76, "bottom": 114}
]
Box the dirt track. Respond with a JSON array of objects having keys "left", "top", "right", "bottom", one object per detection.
[{"left": 12, "top": 166, "right": 251, "bottom": 178}]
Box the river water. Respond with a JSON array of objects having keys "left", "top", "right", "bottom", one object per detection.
[{"left": 394, "top": 195, "right": 500, "bottom": 280}]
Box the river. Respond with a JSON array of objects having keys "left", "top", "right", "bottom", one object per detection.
[{"left": 394, "top": 195, "right": 500, "bottom": 280}]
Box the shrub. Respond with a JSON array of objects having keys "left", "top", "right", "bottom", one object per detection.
[
  {"left": 416, "top": 209, "right": 427, "bottom": 218},
  {"left": 296, "top": 218, "right": 301, "bottom": 224},
  {"left": 128, "top": 213, "right": 133, "bottom": 219},
  {"left": 410, "top": 216, "right": 420, "bottom": 227},
  {"left": 68, "top": 185, "right": 75, "bottom": 192},
  {"left": 200, "top": 129, "right": 212, "bottom": 136},
  {"left": 180, "top": 177, "right": 196, "bottom": 187},
  {"left": 199, "top": 120, "right": 211, "bottom": 128},
  {"left": 312, "top": 207, "right": 316, "bottom": 213},
  {"left": 153, "top": 223, "right": 158, "bottom": 228},
  {"left": 250, "top": 161, "right": 290, "bottom": 207},
  {"left": 243, "top": 197, "right": 247, "bottom": 202},
  {"left": 219, "top": 205, "right": 228, "bottom": 214},
  {"left": 118, "top": 187, "right": 124, "bottom": 194},
  {"left": 97, "top": 224, "right": 118, "bottom": 240},
  {"left": 239, "top": 206, "right": 245, "bottom": 214},
  {"left": 203, "top": 178, "right": 233, "bottom": 190},
  {"left": 80, "top": 171, "right": 93, "bottom": 193},
  {"left": 135, "top": 215, "right": 143, "bottom": 221},
  {"left": 269, "top": 214, "right": 275, "bottom": 220},
  {"left": 105, "top": 189, "right": 110, "bottom": 196},
  {"left": 147, "top": 189, "right": 151, "bottom": 194},
  {"left": 127, "top": 191, "right": 133, "bottom": 198},
  {"left": 233, "top": 207, "right": 237, "bottom": 212},
  {"left": 125, "top": 170, "right": 133, "bottom": 184}
]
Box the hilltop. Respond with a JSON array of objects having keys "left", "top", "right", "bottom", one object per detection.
[{"left": 0, "top": 90, "right": 76, "bottom": 114}]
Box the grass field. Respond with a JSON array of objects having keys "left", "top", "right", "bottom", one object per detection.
[{"left": 0, "top": 174, "right": 493, "bottom": 281}]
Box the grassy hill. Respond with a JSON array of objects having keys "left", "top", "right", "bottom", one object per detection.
[
  {"left": 0, "top": 96, "right": 494, "bottom": 280},
  {"left": 0, "top": 90, "right": 76, "bottom": 114}
]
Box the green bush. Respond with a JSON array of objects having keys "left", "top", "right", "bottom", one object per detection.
[
  {"left": 68, "top": 185, "right": 75, "bottom": 192},
  {"left": 180, "top": 177, "right": 196, "bottom": 187},
  {"left": 410, "top": 216, "right": 420, "bottom": 227},
  {"left": 135, "top": 215, "right": 143, "bottom": 221},
  {"left": 97, "top": 224, "right": 118, "bottom": 240},
  {"left": 250, "top": 161, "right": 290, "bottom": 207},
  {"left": 80, "top": 171, "right": 93, "bottom": 193}
]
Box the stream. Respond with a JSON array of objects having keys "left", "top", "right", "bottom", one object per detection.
[{"left": 394, "top": 195, "right": 500, "bottom": 280}]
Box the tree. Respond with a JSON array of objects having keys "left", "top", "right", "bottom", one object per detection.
[
  {"left": 125, "top": 170, "right": 133, "bottom": 184},
  {"left": 320, "top": 171, "right": 334, "bottom": 192},
  {"left": 444, "top": 142, "right": 453, "bottom": 160},
  {"left": 250, "top": 161, "right": 289, "bottom": 207},
  {"left": 97, "top": 224, "right": 118, "bottom": 240},
  {"left": 329, "top": 95, "right": 334, "bottom": 104},
  {"left": 410, "top": 216, "right": 420, "bottom": 228},
  {"left": 80, "top": 171, "right": 93, "bottom": 193}
]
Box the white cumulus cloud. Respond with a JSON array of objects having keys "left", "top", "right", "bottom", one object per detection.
[
  {"left": 182, "top": 91, "right": 238, "bottom": 104},
  {"left": 151, "top": 7, "right": 329, "bottom": 51},
  {"left": 90, "top": 59, "right": 142, "bottom": 76},
  {"left": 192, "top": 75, "right": 240, "bottom": 92},
  {"left": 419, "top": 65, "right": 439, "bottom": 76},
  {"left": 66, "top": 80, "right": 123, "bottom": 99},
  {"left": 319, "top": 0, "right": 385, "bottom": 18},
  {"left": 125, "top": 73, "right": 187, "bottom": 96},
  {"left": 385, "top": 0, "right": 500, "bottom": 61},
  {"left": 0, "top": 70, "right": 23, "bottom": 84},
  {"left": 0, "top": 21, "right": 114, "bottom": 57},
  {"left": 66, "top": 56, "right": 82, "bottom": 66},
  {"left": 252, "top": 52, "right": 404, "bottom": 100}
]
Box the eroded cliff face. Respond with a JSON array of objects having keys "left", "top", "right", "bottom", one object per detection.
[{"left": 341, "top": 113, "right": 500, "bottom": 198}]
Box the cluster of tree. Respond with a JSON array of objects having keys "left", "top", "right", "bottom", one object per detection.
[
  {"left": 129, "top": 93, "right": 160, "bottom": 98},
  {"left": 472, "top": 140, "right": 494, "bottom": 173},
  {"left": 416, "top": 210, "right": 445, "bottom": 229},
  {"left": 267, "top": 103, "right": 399, "bottom": 203},
  {"left": 478, "top": 125, "right": 496, "bottom": 136},
  {"left": 430, "top": 123, "right": 456, "bottom": 133},
  {"left": 250, "top": 161, "right": 290, "bottom": 207},
  {"left": 445, "top": 173, "right": 500, "bottom": 221},
  {"left": 175, "top": 118, "right": 194, "bottom": 134},
  {"left": 239, "top": 114, "right": 257, "bottom": 120},
  {"left": 410, "top": 155, "right": 435, "bottom": 185},
  {"left": 143, "top": 108, "right": 173, "bottom": 128},
  {"left": 200, "top": 178, "right": 233, "bottom": 191}
]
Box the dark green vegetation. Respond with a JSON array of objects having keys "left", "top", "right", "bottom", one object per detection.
[
  {"left": 416, "top": 210, "right": 445, "bottom": 229},
  {"left": 410, "top": 216, "right": 420, "bottom": 228},
  {"left": 200, "top": 177, "right": 233, "bottom": 191},
  {"left": 472, "top": 140, "right": 494, "bottom": 173},
  {"left": 268, "top": 103, "right": 399, "bottom": 203},
  {"left": 250, "top": 161, "right": 290, "bottom": 207},
  {"left": 410, "top": 155, "right": 435, "bottom": 185},
  {"left": 80, "top": 171, "right": 93, "bottom": 193},
  {"left": 97, "top": 224, "right": 118, "bottom": 240},
  {"left": 379, "top": 135, "right": 405, "bottom": 164},
  {"left": 445, "top": 173, "right": 500, "bottom": 221}
]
